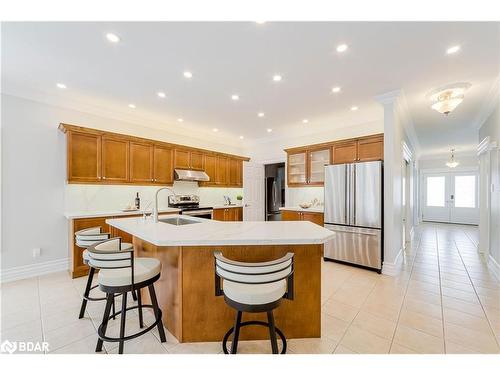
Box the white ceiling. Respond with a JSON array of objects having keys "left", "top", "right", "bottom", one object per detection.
[{"left": 2, "top": 22, "right": 499, "bottom": 155}]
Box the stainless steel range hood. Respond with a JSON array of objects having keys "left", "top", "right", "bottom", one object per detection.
[{"left": 174, "top": 169, "right": 210, "bottom": 182}]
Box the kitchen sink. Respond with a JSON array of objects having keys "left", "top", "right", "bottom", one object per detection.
[{"left": 159, "top": 217, "right": 200, "bottom": 226}]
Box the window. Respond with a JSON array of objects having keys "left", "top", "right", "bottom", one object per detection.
[
  {"left": 426, "top": 176, "right": 445, "bottom": 207},
  {"left": 454, "top": 175, "right": 476, "bottom": 208}
]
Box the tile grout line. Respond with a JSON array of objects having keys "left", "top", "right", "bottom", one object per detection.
[
  {"left": 452, "top": 235, "right": 500, "bottom": 349},
  {"left": 434, "top": 226, "right": 447, "bottom": 353},
  {"left": 36, "top": 276, "right": 48, "bottom": 354},
  {"left": 387, "top": 228, "right": 421, "bottom": 353}
]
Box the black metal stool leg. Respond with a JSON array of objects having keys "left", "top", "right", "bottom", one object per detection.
[
  {"left": 79, "top": 267, "right": 95, "bottom": 319},
  {"left": 267, "top": 311, "right": 279, "bottom": 354},
  {"left": 96, "top": 293, "right": 113, "bottom": 352},
  {"left": 131, "top": 289, "right": 138, "bottom": 301},
  {"left": 118, "top": 292, "right": 128, "bottom": 354},
  {"left": 230, "top": 311, "right": 242, "bottom": 354},
  {"left": 137, "top": 288, "right": 144, "bottom": 328},
  {"left": 111, "top": 294, "right": 116, "bottom": 320},
  {"left": 148, "top": 284, "right": 166, "bottom": 342}
]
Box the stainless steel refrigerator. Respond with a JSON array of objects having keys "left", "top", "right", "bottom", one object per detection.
[
  {"left": 324, "top": 161, "right": 383, "bottom": 272},
  {"left": 265, "top": 163, "right": 285, "bottom": 221}
]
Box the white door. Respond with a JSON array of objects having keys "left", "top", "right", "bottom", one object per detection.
[
  {"left": 422, "top": 171, "right": 479, "bottom": 225},
  {"left": 243, "top": 162, "right": 265, "bottom": 221}
]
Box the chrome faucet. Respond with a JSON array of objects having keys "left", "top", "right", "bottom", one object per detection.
[{"left": 153, "top": 187, "right": 176, "bottom": 223}]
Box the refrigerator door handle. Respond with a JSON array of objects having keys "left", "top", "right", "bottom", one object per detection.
[
  {"left": 345, "top": 165, "right": 349, "bottom": 224},
  {"left": 352, "top": 163, "right": 357, "bottom": 226}
]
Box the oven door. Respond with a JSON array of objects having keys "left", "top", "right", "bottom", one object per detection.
[{"left": 181, "top": 209, "right": 213, "bottom": 219}]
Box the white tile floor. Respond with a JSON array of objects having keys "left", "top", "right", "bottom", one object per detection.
[{"left": 1, "top": 223, "right": 499, "bottom": 354}]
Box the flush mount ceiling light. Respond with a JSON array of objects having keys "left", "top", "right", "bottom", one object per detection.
[
  {"left": 446, "top": 45, "right": 461, "bottom": 55},
  {"left": 56, "top": 83, "right": 67, "bottom": 89},
  {"left": 183, "top": 71, "right": 193, "bottom": 79},
  {"left": 272, "top": 74, "right": 282, "bottom": 82},
  {"left": 128, "top": 104, "right": 136, "bottom": 109},
  {"left": 105, "top": 33, "right": 120, "bottom": 43},
  {"left": 157, "top": 91, "right": 166, "bottom": 98},
  {"left": 428, "top": 82, "right": 471, "bottom": 115},
  {"left": 331, "top": 86, "right": 341, "bottom": 93},
  {"left": 257, "top": 112, "right": 265, "bottom": 118},
  {"left": 336, "top": 44, "right": 348, "bottom": 53},
  {"left": 231, "top": 94, "right": 240, "bottom": 101},
  {"left": 446, "top": 148, "right": 460, "bottom": 168}
]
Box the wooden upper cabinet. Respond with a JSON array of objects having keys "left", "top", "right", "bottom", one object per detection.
[
  {"left": 201, "top": 154, "right": 217, "bottom": 186},
  {"left": 190, "top": 151, "right": 204, "bottom": 170},
  {"left": 357, "top": 136, "right": 384, "bottom": 161},
  {"left": 129, "top": 141, "right": 153, "bottom": 183},
  {"left": 332, "top": 141, "right": 358, "bottom": 164},
  {"left": 216, "top": 156, "right": 229, "bottom": 185},
  {"left": 287, "top": 151, "right": 307, "bottom": 186},
  {"left": 229, "top": 158, "right": 242, "bottom": 187},
  {"left": 101, "top": 136, "right": 130, "bottom": 183},
  {"left": 174, "top": 149, "right": 190, "bottom": 169},
  {"left": 308, "top": 148, "right": 330, "bottom": 185},
  {"left": 67, "top": 131, "right": 101, "bottom": 182},
  {"left": 153, "top": 145, "right": 174, "bottom": 184}
]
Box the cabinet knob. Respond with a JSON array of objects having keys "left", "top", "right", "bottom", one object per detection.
[{"left": 102, "top": 176, "right": 106, "bottom": 180}]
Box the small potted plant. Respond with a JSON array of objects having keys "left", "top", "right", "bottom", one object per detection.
[{"left": 236, "top": 194, "right": 243, "bottom": 202}]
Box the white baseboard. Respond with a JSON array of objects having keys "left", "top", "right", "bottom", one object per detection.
[
  {"left": 488, "top": 255, "right": 500, "bottom": 281},
  {"left": 382, "top": 247, "right": 403, "bottom": 276},
  {"left": 1, "top": 258, "right": 69, "bottom": 284}
]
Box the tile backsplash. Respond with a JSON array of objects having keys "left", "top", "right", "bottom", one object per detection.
[
  {"left": 65, "top": 181, "right": 243, "bottom": 213},
  {"left": 285, "top": 186, "right": 324, "bottom": 208}
]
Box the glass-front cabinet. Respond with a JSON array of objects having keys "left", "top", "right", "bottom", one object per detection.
[
  {"left": 287, "top": 147, "right": 330, "bottom": 187},
  {"left": 308, "top": 148, "right": 330, "bottom": 184},
  {"left": 287, "top": 151, "right": 307, "bottom": 185}
]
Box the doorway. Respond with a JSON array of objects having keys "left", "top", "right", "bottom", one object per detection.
[{"left": 422, "top": 170, "right": 479, "bottom": 224}]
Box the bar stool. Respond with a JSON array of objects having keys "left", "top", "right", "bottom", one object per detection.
[
  {"left": 214, "top": 252, "right": 294, "bottom": 354},
  {"left": 87, "top": 238, "right": 166, "bottom": 354}
]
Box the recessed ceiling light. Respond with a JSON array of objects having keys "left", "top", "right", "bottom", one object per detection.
[
  {"left": 239, "top": 135, "right": 244, "bottom": 139},
  {"left": 267, "top": 128, "right": 273, "bottom": 133},
  {"left": 446, "top": 45, "right": 461, "bottom": 54},
  {"left": 332, "top": 86, "right": 341, "bottom": 93},
  {"left": 177, "top": 118, "right": 184, "bottom": 122},
  {"left": 56, "top": 83, "right": 67, "bottom": 89},
  {"left": 183, "top": 71, "right": 193, "bottom": 79},
  {"left": 255, "top": 21, "right": 266, "bottom": 24},
  {"left": 302, "top": 119, "right": 309, "bottom": 124},
  {"left": 258, "top": 112, "right": 265, "bottom": 118},
  {"left": 157, "top": 91, "right": 166, "bottom": 98},
  {"left": 350, "top": 106, "right": 358, "bottom": 111},
  {"left": 272, "top": 74, "right": 282, "bottom": 82},
  {"left": 105, "top": 33, "right": 120, "bottom": 43},
  {"left": 128, "top": 104, "right": 136, "bottom": 109},
  {"left": 231, "top": 94, "right": 240, "bottom": 101},
  {"left": 212, "top": 128, "right": 219, "bottom": 132},
  {"left": 336, "top": 44, "right": 348, "bottom": 53}
]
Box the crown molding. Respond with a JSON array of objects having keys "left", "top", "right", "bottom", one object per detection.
[
  {"left": 474, "top": 74, "right": 500, "bottom": 130},
  {"left": 477, "top": 136, "right": 498, "bottom": 156}
]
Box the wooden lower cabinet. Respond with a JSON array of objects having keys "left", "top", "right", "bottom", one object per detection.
[
  {"left": 281, "top": 210, "right": 324, "bottom": 226},
  {"left": 213, "top": 207, "right": 243, "bottom": 221}
]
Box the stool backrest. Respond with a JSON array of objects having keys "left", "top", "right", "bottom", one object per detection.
[
  {"left": 75, "top": 227, "right": 110, "bottom": 248},
  {"left": 214, "top": 252, "right": 294, "bottom": 300}
]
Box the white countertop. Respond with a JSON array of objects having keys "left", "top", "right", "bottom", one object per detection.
[
  {"left": 212, "top": 203, "right": 243, "bottom": 209},
  {"left": 106, "top": 214, "right": 334, "bottom": 246},
  {"left": 65, "top": 208, "right": 180, "bottom": 219},
  {"left": 279, "top": 206, "right": 324, "bottom": 213}
]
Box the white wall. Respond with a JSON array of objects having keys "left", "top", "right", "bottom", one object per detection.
[
  {"left": 0, "top": 94, "right": 245, "bottom": 273},
  {"left": 419, "top": 154, "right": 479, "bottom": 170}
]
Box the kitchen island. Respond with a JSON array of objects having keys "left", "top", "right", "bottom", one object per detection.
[{"left": 106, "top": 215, "right": 333, "bottom": 343}]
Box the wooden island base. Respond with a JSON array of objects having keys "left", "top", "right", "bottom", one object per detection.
[{"left": 134, "top": 237, "right": 322, "bottom": 343}]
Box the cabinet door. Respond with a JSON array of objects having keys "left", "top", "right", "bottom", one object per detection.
[
  {"left": 287, "top": 151, "right": 307, "bottom": 186},
  {"left": 153, "top": 145, "right": 174, "bottom": 184},
  {"left": 212, "top": 208, "right": 226, "bottom": 221},
  {"left": 102, "top": 136, "right": 129, "bottom": 182},
  {"left": 235, "top": 207, "right": 243, "bottom": 221},
  {"left": 174, "top": 149, "right": 190, "bottom": 169},
  {"left": 216, "top": 156, "right": 229, "bottom": 185},
  {"left": 281, "top": 210, "right": 301, "bottom": 221},
  {"left": 72, "top": 217, "right": 110, "bottom": 277},
  {"left": 229, "top": 158, "right": 242, "bottom": 186},
  {"left": 332, "top": 141, "right": 357, "bottom": 164},
  {"left": 357, "top": 136, "right": 384, "bottom": 161},
  {"left": 301, "top": 212, "right": 324, "bottom": 226},
  {"left": 308, "top": 148, "right": 330, "bottom": 185},
  {"left": 68, "top": 131, "right": 101, "bottom": 182},
  {"left": 130, "top": 141, "right": 153, "bottom": 183},
  {"left": 190, "top": 151, "right": 205, "bottom": 170},
  {"left": 202, "top": 154, "right": 217, "bottom": 186}
]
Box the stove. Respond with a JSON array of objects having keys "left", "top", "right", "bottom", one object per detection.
[{"left": 168, "top": 195, "right": 213, "bottom": 219}]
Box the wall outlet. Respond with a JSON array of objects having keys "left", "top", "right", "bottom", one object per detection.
[{"left": 32, "top": 248, "right": 41, "bottom": 258}]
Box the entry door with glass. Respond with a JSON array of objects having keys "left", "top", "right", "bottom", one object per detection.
[{"left": 422, "top": 171, "right": 479, "bottom": 225}]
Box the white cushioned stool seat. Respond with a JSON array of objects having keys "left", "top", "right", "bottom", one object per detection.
[
  {"left": 223, "top": 279, "right": 287, "bottom": 305},
  {"left": 98, "top": 257, "right": 160, "bottom": 287},
  {"left": 82, "top": 249, "right": 90, "bottom": 264}
]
